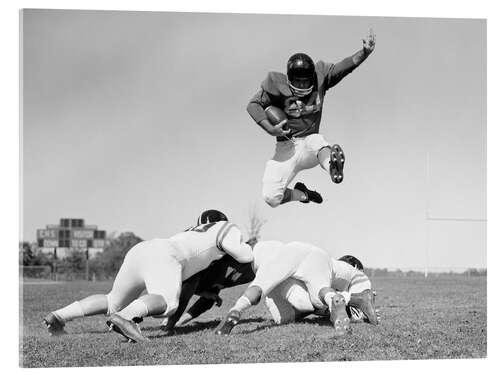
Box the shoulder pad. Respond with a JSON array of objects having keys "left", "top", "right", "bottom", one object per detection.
[
  {"left": 261, "top": 72, "right": 292, "bottom": 97},
  {"left": 314, "top": 60, "right": 331, "bottom": 87}
]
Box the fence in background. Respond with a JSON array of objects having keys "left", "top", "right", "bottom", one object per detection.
[{"left": 19, "top": 265, "right": 104, "bottom": 282}]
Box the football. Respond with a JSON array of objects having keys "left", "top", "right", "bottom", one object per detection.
[{"left": 264, "top": 106, "right": 287, "bottom": 126}]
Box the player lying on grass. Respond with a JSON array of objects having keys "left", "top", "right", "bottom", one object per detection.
[
  {"left": 215, "top": 241, "right": 379, "bottom": 336},
  {"left": 164, "top": 250, "right": 377, "bottom": 330},
  {"left": 215, "top": 241, "right": 350, "bottom": 336},
  {"left": 159, "top": 253, "right": 256, "bottom": 333},
  {"left": 44, "top": 209, "right": 253, "bottom": 343},
  {"left": 264, "top": 254, "right": 379, "bottom": 326},
  {"left": 247, "top": 29, "right": 375, "bottom": 208}
]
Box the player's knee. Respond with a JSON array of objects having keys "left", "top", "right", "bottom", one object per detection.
[
  {"left": 263, "top": 191, "right": 283, "bottom": 208},
  {"left": 262, "top": 183, "right": 285, "bottom": 208},
  {"left": 245, "top": 285, "right": 263, "bottom": 305}
]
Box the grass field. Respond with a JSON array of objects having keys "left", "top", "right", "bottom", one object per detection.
[{"left": 20, "top": 276, "right": 486, "bottom": 367}]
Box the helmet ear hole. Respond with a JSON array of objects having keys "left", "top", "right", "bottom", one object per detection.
[{"left": 197, "top": 210, "right": 228, "bottom": 225}]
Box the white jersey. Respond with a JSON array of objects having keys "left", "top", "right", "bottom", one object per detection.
[
  {"left": 331, "top": 259, "right": 371, "bottom": 293},
  {"left": 168, "top": 221, "right": 253, "bottom": 280}
]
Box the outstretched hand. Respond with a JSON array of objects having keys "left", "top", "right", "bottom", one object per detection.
[{"left": 363, "top": 28, "right": 376, "bottom": 54}]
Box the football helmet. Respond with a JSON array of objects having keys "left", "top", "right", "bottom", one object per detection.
[
  {"left": 197, "top": 209, "right": 228, "bottom": 225},
  {"left": 287, "top": 53, "right": 315, "bottom": 97},
  {"left": 338, "top": 255, "right": 364, "bottom": 271}
]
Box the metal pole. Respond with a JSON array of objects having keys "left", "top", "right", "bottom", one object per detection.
[
  {"left": 424, "top": 152, "right": 430, "bottom": 278},
  {"left": 85, "top": 248, "right": 89, "bottom": 281}
]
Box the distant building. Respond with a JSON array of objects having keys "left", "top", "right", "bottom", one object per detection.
[{"left": 37, "top": 218, "right": 108, "bottom": 259}]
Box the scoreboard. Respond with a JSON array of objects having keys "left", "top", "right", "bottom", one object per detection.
[{"left": 37, "top": 218, "right": 107, "bottom": 250}]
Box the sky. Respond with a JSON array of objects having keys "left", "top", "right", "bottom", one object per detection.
[{"left": 20, "top": 9, "right": 486, "bottom": 270}]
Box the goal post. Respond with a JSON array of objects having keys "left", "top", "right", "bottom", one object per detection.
[{"left": 424, "top": 152, "right": 486, "bottom": 278}]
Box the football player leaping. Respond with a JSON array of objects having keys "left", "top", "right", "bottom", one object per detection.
[
  {"left": 265, "top": 254, "right": 380, "bottom": 326},
  {"left": 215, "top": 241, "right": 354, "bottom": 336},
  {"left": 247, "top": 29, "right": 376, "bottom": 207},
  {"left": 43, "top": 210, "right": 253, "bottom": 343}
]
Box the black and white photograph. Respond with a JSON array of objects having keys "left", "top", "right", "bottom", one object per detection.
[{"left": 16, "top": 3, "right": 490, "bottom": 370}]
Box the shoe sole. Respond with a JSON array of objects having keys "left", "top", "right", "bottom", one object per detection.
[
  {"left": 350, "top": 290, "right": 378, "bottom": 325},
  {"left": 215, "top": 315, "right": 240, "bottom": 336},
  {"left": 330, "top": 144, "right": 345, "bottom": 184},
  {"left": 330, "top": 295, "right": 351, "bottom": 336}
]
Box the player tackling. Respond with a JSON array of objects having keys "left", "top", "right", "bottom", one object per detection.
[
  {"left": 215, "top": 241, "right": 378, "bottom": 336},
  {"left": 247, "top": 29, "right": 376, "bottom": 207},
  {"left": 43, "top": 210, "right": 253, "bottom": 342}
]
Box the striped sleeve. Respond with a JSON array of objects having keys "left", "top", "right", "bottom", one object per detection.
[
  {"left": 215, "top": 222, "right": 235, "bottom": 251},
  {"left": 348, "top": 273, "right": 370, "bottom": 289}
]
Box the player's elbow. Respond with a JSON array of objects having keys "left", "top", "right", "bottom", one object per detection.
[
  {"left": 247, "top": 102, "right": 266, "bottom": 123},
  {"left": 232, "top": 246, "right": 254, "bottom": 263}
]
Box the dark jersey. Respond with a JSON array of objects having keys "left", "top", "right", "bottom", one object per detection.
[
  {"left": 166, "top": 255, "right": 255, "bottom": 328},
  {"left": 247, "top": 57, "right": 358, "bottom": 141}
]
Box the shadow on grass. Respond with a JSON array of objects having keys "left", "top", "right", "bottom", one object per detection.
[
  {"left": 143, "top": 317, "right": 267, "bottom": 339},
  {"left": 237, "top": 315, "right": 334, "bottom": 334}
]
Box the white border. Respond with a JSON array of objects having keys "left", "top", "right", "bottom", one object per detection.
[{"left": 3, "top": 1, "right": 498, "bottom": 374}]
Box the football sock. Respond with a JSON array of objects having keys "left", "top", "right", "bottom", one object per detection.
[
  {"left": 338, "top": 291, "right": 351, "bottom": 304},
  {"left": 317, "top": 146, "right": 332, "bottom": 172},
  {"left": 118, "top": 299, "right": 149, "bottom": 321},
  {"left": 54, "top": 301, "right": 85, "bottom": 322},
  {"left": 291, "top": 188, "right": 308, "bottom": 202},
  {"left": 79, "top": 294, "right": 108, "bottom": 316},
  {"left": 323, "top": 291, "right": 337, "bottom": 310},
  {"left": 118, "top": 294, "right": 167, "bottom": 321},
  {"left": 232, "top": 296, "right": 252, "bottom": 313},
  {"left": 281, "top": 188, "right": 307, "bottom": 204}
]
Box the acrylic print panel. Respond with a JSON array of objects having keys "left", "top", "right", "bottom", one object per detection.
[{"left": 20, "top": 9, "right": 486, "bottom": 367}]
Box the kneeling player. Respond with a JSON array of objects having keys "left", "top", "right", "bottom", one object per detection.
[
  {"left": 215, "top": 241, "right": 351, "bottom": 336},
  {"left": 265, "top": 254, "right": 379, "bottom": 326},
  {"left": 43, "top": 210, "right": 253, "bottom": 342}
]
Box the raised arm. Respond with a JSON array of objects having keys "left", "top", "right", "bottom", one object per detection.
[
  {"left": 323, "top": 28, "right": 377, "bottom": 89},
  {"left": 353, "top": 28, "right": 376, "bottom": 66}
]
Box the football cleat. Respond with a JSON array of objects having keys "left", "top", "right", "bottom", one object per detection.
[
  {"left": 215, "top": 310, "right": 241, "bottom": 336},
  {"left": 43, "top": 312, "right": 67, "bottom": 336},
  {"left": 329, "top": 293, "right": 351, "bottom": 336},
  {"left": 329, "top": 144, "right": 345, "bottom": 184},
  {"left": 294, "top": 182, "right": 323, "bottom": 204},
  {"left": 349, "top": 289, "right": 378, "bottom": 325},
  {"left": 106, "top": 314, "right": 149, "bottom": 343}
]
